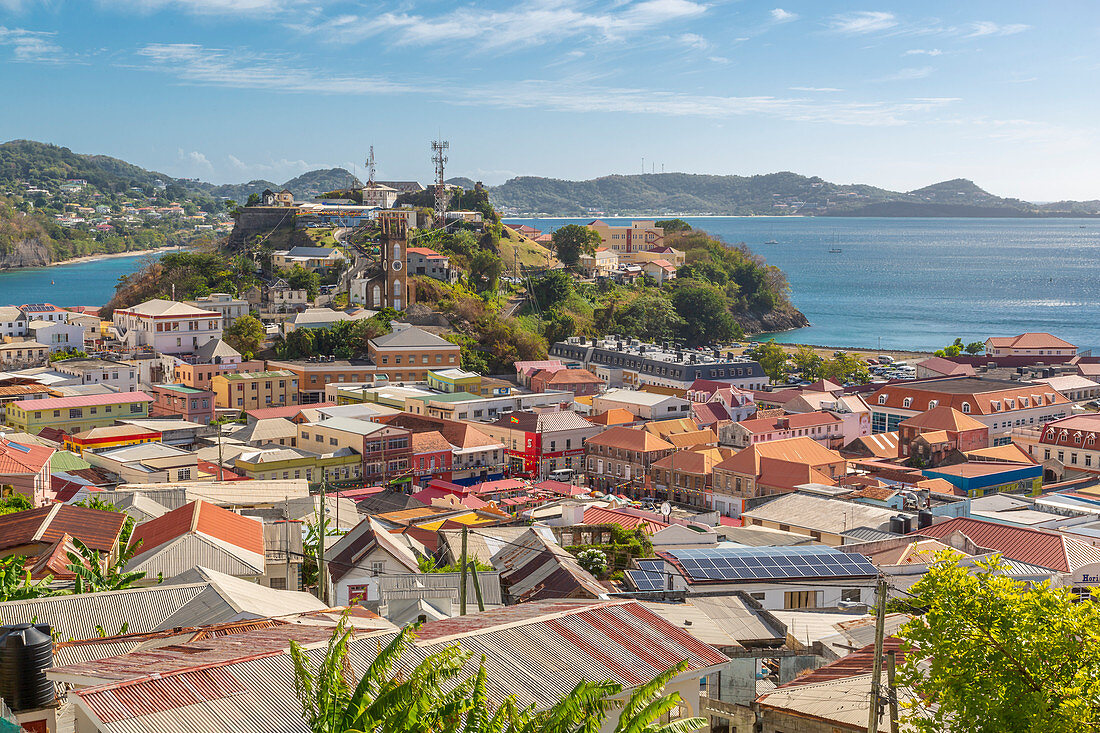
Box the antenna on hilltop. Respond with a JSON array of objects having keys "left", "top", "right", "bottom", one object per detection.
[
  {"left": 366, "top": 146, "right": 376, "bottom": 187},
  {"left": 431, "top": 139, "right": 450, "bottom": 218}
]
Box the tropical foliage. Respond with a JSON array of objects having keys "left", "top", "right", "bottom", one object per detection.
[
  {"left": 0, "top": 554, "right": 57, "bottom": 602},
  {"left": 897, "top": 553, "right": 1100, "bottom": 733},
  {"left": 224, "top": 314, "right": 266, "bottom": 360},
  {"left": 65, "top": 537, "right": 149, "bottom": 594},
  {"left": 291, "top": 618, "right": 706, "bottom": 733}
]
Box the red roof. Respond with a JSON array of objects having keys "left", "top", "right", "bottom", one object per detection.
[
  {"left": 582, "top": 506, "right": 668, "bottom": 533},
  {"left": 735, "top": 411, "right": 841, "bottom": 435},
  {"left": 196, "top": 460, "right": 249, "bottom": 480},
  {"left": 128, "top": 500, "right": 264, "bottom": 557},
  {"left": 244, "top": 402, "right": 335, "bottom": 421},
  {"left": 0, "top": 504, "right": 125, "bottom": 553},
  {"left": 779, "top": 637, "right": 905, "bottom": 687},
  {"left": 915, "top": 517, "right": 1100, "bottom": 572},
  {"left": 535, "top": 479, "right": 587, "bottom": 497},
  {"left": 0, "top": 438, "right": 53, "bottom": 475},
  {"left": 474, "top": 478, "right": 527, "bottom": 495},
  {"left": 15, "top": 391, "right": 152, "bottom": 411}
]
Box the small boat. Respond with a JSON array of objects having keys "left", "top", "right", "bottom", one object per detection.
[
  {"left": 764, "top": 239, "right": 779, "bottom": 244},
  {"left": 828, "top": 248, "right": 842, "bottom": 253}
]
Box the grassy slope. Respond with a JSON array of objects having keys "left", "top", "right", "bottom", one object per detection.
[{"left": 498, "top": 226, "right": 556, "bottom": 273}]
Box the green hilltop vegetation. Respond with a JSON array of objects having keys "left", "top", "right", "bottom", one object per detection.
[
  {"left": 487, "top": 172, "right": 1100, "bottom": 217},
  {"left": 0, "top": 140, "right": 359, "bottom": 206}
]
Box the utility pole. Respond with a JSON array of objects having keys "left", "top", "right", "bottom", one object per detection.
[
  {"left": 868, "top": 577, "right": 889, "bottom": 733},
  {"left": 458, "top": 526, "right": 468, "bottom": 616},
  {"left": 887, "top": 649, "right": 900, "bottom": 733},
  {"left": 468, "top": 559, "right": 485, "bottom": 612},
  {"left": 318, "top": 479, "right": 329, "bottom": 606},
  {"left": 214, "top": 417, "right": 225, "bottom": 481},
  {"left": 283, "top": 495, "right": 291, "bottom": 590}
]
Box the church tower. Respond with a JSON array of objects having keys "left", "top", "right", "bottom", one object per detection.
[{"left": 378, "top": 210, "right": 409, "bottom": 311}]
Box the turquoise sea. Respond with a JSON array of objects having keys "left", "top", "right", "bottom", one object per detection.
[
  {"left": 504, "top": 217, "right": 1100, "bottom": 353},
  {"left": 0, "top": 250, "right": 170, "bottom": 309}
]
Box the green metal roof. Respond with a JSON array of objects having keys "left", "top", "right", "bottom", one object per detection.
[{"left": 51, "top": 450, "right": 91, "bottom": 472}]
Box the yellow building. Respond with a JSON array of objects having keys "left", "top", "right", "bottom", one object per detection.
[
  {"left": 5, "top": 391, "right": 153, "bottom": 435},
  {"left": 232, "top": 445, "right": 361, "bottom": 487},
  {"left": 64, "top": 424, "right": 162, "bottom": 456},
  {"left": 585, "top": 220, "right": 665, "bottom": 259},
  {"left": 426, "top": 368, "right": 482, "bottom": 394},
  {"left": 212, "top": 370, "right": 299, "bottom": 411}
]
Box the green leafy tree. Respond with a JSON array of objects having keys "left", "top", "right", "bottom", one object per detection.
[
  {"left": 654, "top": 219, "right": 692, "bottom": 233},
  {"left": 550, "top": 224, "right": 600, "bottom": 267},
  {"left": 670, "top": 284, "right": 742, "bottom": 347},
  {"left": 819, "top": 351, "right": 871, "bottom": 384},
  {"left": 789, "top": 345, "right": 823, "bottom": 381},
  {"left": 965, "top": 341, "right": 985, "bottom": 355},
  {"left": 246, "top": 192, "right": 261, "bottom": 206},
  {"left": 469, "top": 250, "right": 504, "bottom": 293},
  {"left": 50, "top": 348, "right": 89, "bottom": 362},
  {"left": 65, "top": 537, "right": 149, "bottom": 594},
  {"left": 0, "top": 554, "right": 57, "bottom": 602},
  {"left": 746, "top": 340, "right": 789, "bottom": 381},
  {"left": 542, "top": 310, "right": 577, "bottom": 345},
  {"left": 898, "top": 553, "right": 1100, "bottom": 733},
  {"left": 529, "top": 270, "right": 574, "bottom": 310},
  {"left": 0, "top": 493, "right": 32, "bottom": 516},
  {"left": 285, "top": 265, "right": 321, "bottom": 300},
  {"left": 610, "top": 294, "right": 685, "bottom": 343},
  {"left": 224, "top": 314, "right": 265, "bottom": 360}
]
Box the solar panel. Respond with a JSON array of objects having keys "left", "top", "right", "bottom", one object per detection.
[
  {"left": 667, "top": 546, "right": 879, "bottom": 582},
  {"left": 626, "top": 569, "right": 664, "bottom": 592}
]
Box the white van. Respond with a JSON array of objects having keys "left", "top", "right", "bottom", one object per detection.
[{"left": 548, "top": 468, "right": 575, "bottom": 482}]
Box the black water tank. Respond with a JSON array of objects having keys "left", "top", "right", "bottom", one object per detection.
[
  {"left": 0, "top": 623, "right": 54, "bottom": 711},
  {"left": 889, "top": 515, "right": 906, "bottom": 534},
  {"left": 918, "top": 510, "right": 933, "bottom": 529}
]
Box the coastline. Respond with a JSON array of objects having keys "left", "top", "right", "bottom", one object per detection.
[{"left": 47, "top": 245, "right": 182, "bottom": 268}]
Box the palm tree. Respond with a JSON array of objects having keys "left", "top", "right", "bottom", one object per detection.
[
  {"left": 291, "top": 616, "right": 707, "bottom": 733},
  {"left": 65, "top": 537, "right": 148, "bottom": 594}
]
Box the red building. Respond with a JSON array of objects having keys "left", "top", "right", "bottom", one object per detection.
[
  {"left": 149, "top": 383, "right": 215, "bottom": 424},
  {"left": 410, "top": 430, "right": 453, "bottom": 486},
  {"left": 898, "top": 406, "right": 990, "bottom": 466},
  {"left": 529, "top": 367, "right": 605, "bottom": 396},
  {"left": 478, "top": 411, "right": 600, "bottom": 478}
]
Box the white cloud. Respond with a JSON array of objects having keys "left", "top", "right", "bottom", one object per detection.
[
  {"left": 0, "top": 26, "right": 61, "bottom": 63},
  {"left": 904, "top": 48, "right": 942, "bottom": 56},
  {"left": 134, "top": 42, "right": 961, "bottom": 128},
  {"left": 303, "top": 0, "right": 708, "bottom": 50},
  {"left": 136, "top": 43, "right": 418, "bottom": 94},
  {"left": 770, "top": 8, "right": 797, "bottom": 22},
  {"left": 678, "top": 32, "right": 709, "bottom": 49},
  {"left": 178, "top": 148, "right": 213, "bottom": 172},
  {"left": 966, "top": 21, "right": 1029, "bottom": 38},
  {"left": 827, "top": 11, "right": 897, "bottom": 34},
  {"left": 877, "top": 66, "right": 934, "bottom": 82},
  {"left": 98, "top": 0, "right": 300, "bottom": 15},
  {"left": 707, "top": 55, "right": 729, "bottom": 64}
]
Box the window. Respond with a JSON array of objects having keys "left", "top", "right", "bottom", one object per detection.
[
  {"left": 784, "top": 591, "right": 819, "bottom": 609},
  {"left": 878, "top": 394, "right": 887, "bottom": 405},
  {"left": 178, "top": 468, "right": 191, "bottom": 479},
  {"left": 841, "top": 589, "right": 862, "bottom": 603},
  {"left": 961, "top": 402, "right": 971, "bottom": 414},
  {"left": 269, "top": 577, "right": 287, "bottom": 590},
  {"left": 748, "top": 592, "right": 765, "bottom": 602},
  {"left": 902, "top": 397, "right": 912, "bottom": 408}
]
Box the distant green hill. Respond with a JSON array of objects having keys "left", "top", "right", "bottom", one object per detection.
[{"left": 488, "top": 172, "right": 1100, "bottom": 217}]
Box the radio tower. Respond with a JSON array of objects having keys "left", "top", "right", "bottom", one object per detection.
[
  {"left": 431, "top": 139, "right": 449, "bottom": 219},
  {"left": 366, "top": 145, "right": 376, "bottom": 187}
]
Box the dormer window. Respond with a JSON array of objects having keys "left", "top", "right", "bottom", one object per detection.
[
  {"left": 961, "top": 402, "right": 971, "bottom": 414},
  {"left": 878, "top": 394, "right": 887, "bottom": 405},
  {"left": 902, "top": 397, "right": 912, "bottom": 408},
  {"left": 928, "top": 400, "right": 938, "bottom": 409}
]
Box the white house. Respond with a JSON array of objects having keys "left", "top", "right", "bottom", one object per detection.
[
  {"left": 591, "top": 388, "right": 693, "bottom": 421},
  {"left": 0, "top": 307, "right": 28, "bottom": 339},
  {"left": 52, "top": 358, "right": 138, "bottom": 392},
  {"left": 112, "top": 299, "right": 224, "bottom": 355},
  {"left": 326, "top": 517, "right": 425, "bottom": 605},
  {"left": 27, "top": 320, "right": 85, "bottom": 353}
]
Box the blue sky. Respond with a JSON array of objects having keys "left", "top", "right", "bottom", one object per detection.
[{"left": 0, "top": 1, "right": 1095, "bottom": 200}]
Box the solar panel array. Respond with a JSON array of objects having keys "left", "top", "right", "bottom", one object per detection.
[
  {"left": 625, "top": 559, "right": 666, "bottom": 592},
  {"left": 665, "top": 546, "right": 878, "bottom": 583},
  {"left": 21, "top": 304, "right": 57, "bottom": 312}
]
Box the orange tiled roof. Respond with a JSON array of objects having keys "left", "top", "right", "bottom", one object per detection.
[
  {"left": 900, "top": 406, "right": 987, "bottom": 432},
  {"left": 585, "top": 426, "right": 674, "bottom": 452},
  {"left": 128, "top": 500, "right": 264, "bottom": 556}
]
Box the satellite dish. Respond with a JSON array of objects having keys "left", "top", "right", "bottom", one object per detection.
[{"left": 660, "top": 502, "right": 672, "bottom": 517}]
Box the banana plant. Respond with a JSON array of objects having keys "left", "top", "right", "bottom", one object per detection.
[{"left": 65, "top": 537, "right": 148, "bottom": 594}]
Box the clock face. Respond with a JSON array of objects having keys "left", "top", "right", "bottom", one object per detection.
[{"left": 392, "top": 260, "right": 403, "bottom": 271}]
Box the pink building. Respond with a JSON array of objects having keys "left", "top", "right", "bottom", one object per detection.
[
  {"left": 0, "top": 438, "right": 55, "bottom": 506},
  {"left": 149, "top": 383, "right": 216, "bottom": 424}
]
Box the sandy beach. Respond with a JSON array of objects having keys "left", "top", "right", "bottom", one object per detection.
[{"left": 48, "top": 245, "right": 183, "bottom": 268}]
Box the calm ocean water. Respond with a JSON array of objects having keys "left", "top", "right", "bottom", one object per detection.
[
  {"left": 504, "top": 217, "right": 1100, "bottom": 353},
  {"left": 0, "top": 251, "right": 170, "bottom": 308}
]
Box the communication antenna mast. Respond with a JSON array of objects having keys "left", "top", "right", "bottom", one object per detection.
[
  {"left": 366, "top": 146, "right": 376, "bottom": 187},
  {"left": 431, "top": 139, "right": 450, "bottom": 218}
]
